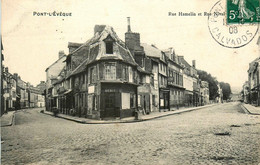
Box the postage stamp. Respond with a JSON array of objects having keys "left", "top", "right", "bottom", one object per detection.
[
  {"left": 227, "top": 0, "right": 260, "bottom": 24},
  {"left": 208, "top": 0, "right": 259, "bottom": 48}
]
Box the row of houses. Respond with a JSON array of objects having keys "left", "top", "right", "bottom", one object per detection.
[
  {"left": 45, "top": 18, "right": 210, "bottom": 119},
  {"left": 242, "top": 37, "right": 260, "bottom": 105},
  {"left": 1, "top": 66, "right": 46, "bottom": 114}
]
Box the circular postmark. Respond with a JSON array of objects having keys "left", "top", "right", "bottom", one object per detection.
[{"left": 208, "top": 0, "right": 259, "bottom": 48}]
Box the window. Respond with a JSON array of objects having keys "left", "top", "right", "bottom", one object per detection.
[
  {"left": 138, "top": 95, "right": 141, "bottom": 106},
  {"left": 90, "top": 67, "right": 95, "bottom": 83},
  {"left": 122, "top": 65, "right": 128, "bottom": 81},
  {"left": 82, "top": 74, "right": 85, "bottom": 84},
  {"left": 129, "top": 66, "right": 133, "bottom": 82},
  {"left": 152, "top": 95, "right": 156, "bottom": 106},
  {"left": 130, "top": 93, "right": 136, "bottom": 108},
  {"left": 151, "top": 76, "right": 154, "bottom": 86},
  {"left": 122, "top": 93, "right": 130, "bottom": 109},
  {"left": 106, "top": 42, "right": 113, "bottom": 54},
  {"left": 105, "top": 63, "right": 116, "bottom": 80},
  {"left": 173, "top": 71, "right": 175, "bottom": 82}
]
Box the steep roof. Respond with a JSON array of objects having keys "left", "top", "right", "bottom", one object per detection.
[
  {"left": 69, "top": 58, "right": 89, "bottom": 77},
  {"left": 178, "top": 56, "right": 191, "bottom": 68},
  {"left": 141, "top": 43, "right": 162, "bottom": 58},
  {"left": 45, "top": 55, "right": 66, "bottom": 72},
  {"left": 67, "top": 25, "right": 138, "bottom": 77}
]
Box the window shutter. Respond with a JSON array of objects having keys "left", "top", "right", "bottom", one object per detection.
[{"left": 117, "top": 63, "right": 122, "bottom": 80}]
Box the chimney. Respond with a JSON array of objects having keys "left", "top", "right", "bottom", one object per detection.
[
  {"left": 58, "top": 50, "right": 65, "bottom": 59},
  {"left": 192, "top": 60, "right": 196, "bottom": 68},
  {"left": 68, "top": 42, "right": 82, "bottom": 53},
  {"left": 125, "top": 18, "right": 141, "bottom": 52},
  {"left": 127, "top": 17, "right": 131, "bottom": 32},
  {"left": 5, "top": 67, "right": 8, "bottom": 73},
  {"left": 13, "top": 73, "right": 18, "bottom": 80},
  {"left": 94, "top": 25, "right": 106, "bottom": 35}
]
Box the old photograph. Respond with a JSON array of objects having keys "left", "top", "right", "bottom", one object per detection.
[{"left": 1, "top": 0, "right": 260, "bottom": 164}]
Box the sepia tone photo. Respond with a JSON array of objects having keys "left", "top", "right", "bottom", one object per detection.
[{"left": 1, "top": 0, "right": 260, "bottom": 164}]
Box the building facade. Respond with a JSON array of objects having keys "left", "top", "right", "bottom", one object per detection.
[
  {"left": 45, "top": 51, "right": 67, "bottom": 111},
  {"left": 200, "top": 81, "right": 209, "bottom": 105},
  {"left": 242, "top": 81, "right": 249, "bottom": 103},
  {"left": 248, "top": 57, "right": 260, "bottom": 106},
  {"left": 164, "top": 48, "right": 185, "bottom": 109},
  {"left": 3, "top": 67, "right": 17, "bottom": 112},
  {"left": 46, "top": 20, "right": 211, "bottom": 120}
]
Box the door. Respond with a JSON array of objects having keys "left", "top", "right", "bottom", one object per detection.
[
  {"left": 143, "top": 95, "right": 150, "bottom": 114},
  {"left": 164, "top": 92, "right": 169, "bottom": 110},
  {"left": 104, "top": 92, "right": 118, "bottom": 118}
]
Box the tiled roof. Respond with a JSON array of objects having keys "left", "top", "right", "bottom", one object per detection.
[
  {"left": 178, "top": 56, "right": 191, "bottom": 68},
  {"left": 141, "top": 43, "right": 162, "bottom": 58},
  {"left": 67, "top": 25, "right": 141, "bottom": 78},
  {"left": 69, "top": 58, "right": 89, "bottom": 77},
  {"left": 45, "top": 55, "right": 66, "bottom": 72}
]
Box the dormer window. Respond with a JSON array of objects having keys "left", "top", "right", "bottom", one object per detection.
[
  {"left": 104, "top": 34, "right": 115, "bottom": 55},
  {"left": 106, "top": 42, "right": 113, "bottom": 54}
]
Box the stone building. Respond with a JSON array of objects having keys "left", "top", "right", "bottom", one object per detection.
[
  {"left": 45, "top": 51, "right": 67, "bottom": 111},
  {"left": 164, "top": 48, "right": 185, "bottom": 109},
  {"left": 125, "top": 18, "right": 157, "bottom": 114},
  {"left": 53, "top": 25, "right": 148, "bottom": 119},
  {"left": 141, "top": 43, "right": 170, "bottom": 111},
  {"left": 13, "top": 73, "right": 26, "bottom": 109},
  {"left": 46, "top": 19, "right": 212, "bottom": 119},
  {"left": 178, "top": 57, "right": 200, "bottom": 106},
  {"left": 3, "top": 67, "right": 17, "bottom": 112},
  {"left": 247, "top": 57, "right": 260, "bottom": 106},
  {"left": 216, "top": 84, "right": 223, "bottom": 103},
  {"left": 200, "top": 81, "right": 209, "bottom": 105},
  {"left": 242, "top": 81, "right": 249, "bottom": 103}
]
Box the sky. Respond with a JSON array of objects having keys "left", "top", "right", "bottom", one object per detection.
[{"left": 2, "top": 0, "right": 259, "bottom": 93}]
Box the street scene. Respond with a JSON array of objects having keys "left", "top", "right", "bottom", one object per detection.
[
  {"left": 1, "top": 0, "right": 260, "bottom": 164},
  {"left": 1, "top": 103, "right": 260, "bottom": 164}
]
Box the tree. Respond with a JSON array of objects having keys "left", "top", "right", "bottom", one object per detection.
[
  {"left": 197, "top": 70, "right": 219, "bottom": 100},
  {"left": 219, "top": 82, "right": 232, "bottom": 100}
]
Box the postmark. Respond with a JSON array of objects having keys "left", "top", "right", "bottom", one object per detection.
[
  {"left": 227, "top": 0, "right": 260, "bottom": 24},
  {"left": 208, "top": 0, "right": 259, "bottom": 48}
]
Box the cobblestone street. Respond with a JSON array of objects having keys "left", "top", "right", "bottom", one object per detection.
[{"left": 1, "top": 102, "right": 260, "bottom": 165}]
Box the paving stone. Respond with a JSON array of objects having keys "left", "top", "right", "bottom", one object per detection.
[{"left": 1, "top": 102, "right": 260, "bottom": 164}]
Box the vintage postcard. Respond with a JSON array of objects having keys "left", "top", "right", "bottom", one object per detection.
[{"left": 1, "top": 0, "right": 260, "bottom": 164}]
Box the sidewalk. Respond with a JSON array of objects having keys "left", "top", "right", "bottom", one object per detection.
[
  {"left": 42, "top": 104, "right": 217, "bottom": 124},
  {"left": 0, "top": 111, "right": 16, "bottom": 127},
  {"left": 241, "top": 103, "right": 260, "bottom": 115}
]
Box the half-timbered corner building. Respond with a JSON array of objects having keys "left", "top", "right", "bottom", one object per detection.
[{"left": 58, "top": 25, "right": 149, "bottom": 119}]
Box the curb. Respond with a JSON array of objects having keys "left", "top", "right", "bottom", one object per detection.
[
  {"left": 41, "top": 104, "right": 217, "bottom": 124},
  {"left": 240, "top": 104, "right": 260, "bottom": 115},
  {"left": 140, "top": 104, "right": 216, "bottom": 122}
]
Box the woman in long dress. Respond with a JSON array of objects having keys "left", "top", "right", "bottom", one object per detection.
[{"left": 237, "top": 0, "right": 255, "bottom": 21}]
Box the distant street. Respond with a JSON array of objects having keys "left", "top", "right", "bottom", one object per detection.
[{"left": 1, "top": 102, "right": 260, "bottom": 165}]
